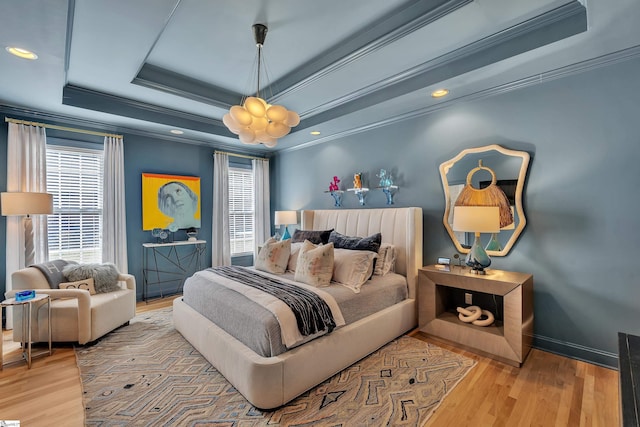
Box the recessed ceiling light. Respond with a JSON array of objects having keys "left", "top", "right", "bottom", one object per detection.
[
  {"left": 170, "top": 129, "right": 184, "bottom": 135},
  {"left": 6, "top": 46, "right": 38, "bottom": 60},
  {"left": 431, "top": 89, "right": 449, "bottom": 98},
  {"left": 310, "top": 131, "right": 321, "bottom": 136}
]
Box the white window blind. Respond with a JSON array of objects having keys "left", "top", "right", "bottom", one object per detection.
[
  {"left": 228, "top": 167, "right": 254, "bottom": 255},
  {"left": 46, "top": 145, "right": 103, "bottom": 263}
]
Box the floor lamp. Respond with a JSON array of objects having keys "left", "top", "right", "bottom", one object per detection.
[{"left": 1, "top": 192, "right": 54, "bottom": 266}]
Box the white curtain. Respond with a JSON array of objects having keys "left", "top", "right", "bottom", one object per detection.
[
  {"left": 212, "top": 152, "right": 231, "bottom": 266},
  {"left": 102, "top": 136, "right": 128, "bottom": 273},
  {"left": 5, "top": 122, "right": 49, "bottom": 329},
  {"left": 253, "top": 158, "right": 271, "bottom": 259}
]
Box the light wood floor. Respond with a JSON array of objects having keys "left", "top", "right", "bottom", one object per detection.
[{"left": 0, "top": 297, "right": 619, "bottom": 426}]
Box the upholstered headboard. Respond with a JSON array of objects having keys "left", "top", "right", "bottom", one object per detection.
[{"left": 301, "top": 207, "right": 423, "bottom": 299}]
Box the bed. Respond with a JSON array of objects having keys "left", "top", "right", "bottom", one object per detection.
[{"left": 173, "top": 207, "right": 423, "bottom": 409}]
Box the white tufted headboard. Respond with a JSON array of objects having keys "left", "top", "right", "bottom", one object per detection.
[{"left": 301, "top": 207, "right": 423, "bottom": 299}]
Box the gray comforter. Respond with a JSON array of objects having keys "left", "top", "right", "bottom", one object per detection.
[{"left": 182, "top": 267, "right": 408, "bottom": 357}]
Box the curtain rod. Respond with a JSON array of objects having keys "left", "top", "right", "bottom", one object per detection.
[
  {"left": 214, "top": 150, "right": 267, "bottom": 161},
  {"left": 5, "top": 117, "right": 123, "bottom": 139}
]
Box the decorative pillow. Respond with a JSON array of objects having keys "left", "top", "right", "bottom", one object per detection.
[
  {"left": 287, "top": 242, "right": 307, "bottom": 272},
  {"left": 291, "top": 229, "right": 333, "bottom": 245},
  {"left": 255, "top": 238, "right": 291, "bottom": 274},
  {"left": 332, "top": 248, "right": 377, "bottom": 293},
  {"left": 62, "top": 263, "right": 121, "bottom": 294},
  {"left": 59, "top": 278, "right": 97, "bottom": 295},
  {"left": 374, "top": 244, "right": 397, "bottom": 276},
  {"left": 294, "top": 240, "right": 334, "bottom": 287},
  {"left": 328, "top": 231, "right": 382, "bottom": 253}
]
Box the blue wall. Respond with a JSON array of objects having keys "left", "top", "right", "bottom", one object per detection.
[
  {"left": 123, "top": 135, "right": 215, "bottom": 299},
  {"left": 270, "top": 57, "right": 640, "bottom": 367}
]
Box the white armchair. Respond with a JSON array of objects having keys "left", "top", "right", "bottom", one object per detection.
[{"left": 6, "top": 266, "right": 136, "bottom": 345}]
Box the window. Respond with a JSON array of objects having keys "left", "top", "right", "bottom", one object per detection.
[
  {"left": 228, "top": 167, "right": 254, "bottom": 255},
  {"left": 46, "top": 145, "right": 103, "bottom": 263}
]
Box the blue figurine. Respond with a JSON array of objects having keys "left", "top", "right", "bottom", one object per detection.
[
  {"left": 377, "top": 169, "right": 393, "bottom": 188},
  {"left": 377, "top": 169, "right": 395, "bottom": 205}
]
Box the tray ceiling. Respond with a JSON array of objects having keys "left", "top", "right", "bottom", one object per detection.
[{"left": 1, "top": 0, "right": 639, "bottom": 153}]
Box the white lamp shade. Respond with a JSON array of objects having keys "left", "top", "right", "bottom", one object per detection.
[
  {"left": 453, "top": 206, "right": 500, "bottom": 233},
  {"left": 1, "top": 192, "right": 53, "bottom": 216},
  {"left": 274, "top": 210, "right": 297, "bottom": 226}
]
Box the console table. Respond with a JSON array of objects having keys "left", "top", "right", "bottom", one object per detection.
[
  {"left": 142, "top": 240, "right": 206, "bottom": 301},
  {"left": 418, "top": 265, "right": 533, "bottom": 367}
]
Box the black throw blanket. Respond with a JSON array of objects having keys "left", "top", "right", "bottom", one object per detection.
[{"left": 208, "top": 266, "right": 336, "bottom": 337}]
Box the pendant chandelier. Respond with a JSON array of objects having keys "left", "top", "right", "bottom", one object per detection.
[{"left": 223, "top": 24, "right": 300, "bottom": 148}]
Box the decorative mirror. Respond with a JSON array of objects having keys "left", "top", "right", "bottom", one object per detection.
[{"left": 439, "top": 144, "right": 530, "bottom": 256}]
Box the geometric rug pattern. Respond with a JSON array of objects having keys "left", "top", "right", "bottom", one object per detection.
[{"left": 76, "top": 308, "right": 475, "bottom": 426}]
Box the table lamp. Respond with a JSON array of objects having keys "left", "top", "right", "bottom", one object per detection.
[
  {"left": 1, "top": 192, "right": 54, "bottom": 266},
  {"left": 453, "top": 206, "right": 500, "bottom": 274},
  {"left": 485, "top": 206, "right": 515, "bottom": 252},
  {"left": 274, "top": 210, "right": 297, "bottom": 240}
]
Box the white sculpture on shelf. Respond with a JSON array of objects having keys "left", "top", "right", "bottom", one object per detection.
[{"left": 456, "top": 305, "right": 495, "bottom": 327}]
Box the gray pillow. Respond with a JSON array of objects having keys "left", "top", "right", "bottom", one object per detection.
[
  {"left": 291, "top": 229, "right": 333, "bottom": 245},
  {"left": 62, "top": 263, "right": 121, "bottom": 294},
  {"left": 328, "top": 231, "right": 382, "bottom": 253}
]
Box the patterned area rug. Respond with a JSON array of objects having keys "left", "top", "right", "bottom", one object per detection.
[{"left": 76, "top": 308, "right": 475, "bottom": 426}]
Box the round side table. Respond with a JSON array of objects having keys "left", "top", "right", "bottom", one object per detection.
[{"left": 1, "top": 293, "right": 52, "bottom": 369}]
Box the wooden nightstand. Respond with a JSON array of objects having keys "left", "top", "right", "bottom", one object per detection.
[{"left": 418, "top": 265, "right": 533, "bottom": 367}]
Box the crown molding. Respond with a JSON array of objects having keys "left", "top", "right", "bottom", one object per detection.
[
  {"left": 63, "top": 0, "right": 75, "bottom": 80},
  {"left": 0, "top": 102, "right": 272, "bottom": 155},
  {"left": 62, "top": 84, "right": 233, "bottom": 135},
  {"left": 266, "top": 0, "right": 472, "bottom": 103},
  {"left": 6, "top": 41, "right": 638, "bottom": 156},
  {"left": 131, "top": 1, "right": 584, "bottom": 129},
  {"left": 132, "top": 63, "right": 239, "bottom": 109},
  {"left": 59, "top": 1, "right": 586, "bottom": 143},
  {"left": 281, "top": 43, "right": 640, "bottom": 153},
  {"left": 297, "top": 1, "right": 587, "bottom": 128},
  {"left": 130, "top": 0, "right": 470, "bottom": 116}
]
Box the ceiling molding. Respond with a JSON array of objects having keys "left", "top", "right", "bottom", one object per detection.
[
  {"left": 125, "top": 0, "right": 586, "bottom": 136},
  {"left": 132, "top": 63, "right": 239, "bottom": 110},
  {"left": 297, "top": 0, "right": 587, "bottom": 130},
  {"left": 52, "top": 0, "right": 586, "bottom": 148},
  {"left": 129, "top": 0, "right": 469, "bottom": 117},
  {"left": 63, "top": 0, "right": 76, "bottom": 80},
  {"left": 62, "top": 84, "right": 233, "bottom": 135},
  {"left": 0, "top": 103, "right": 272, "bottom": 155},
  {"left": 7, "top": 38, "right": 637, "bottom": 157},
  {"left": 283, "top": 42, "right": 640, "bottom": 154},
  {"left": 265, "top": 0, "right": 473, "bottom": 103}
]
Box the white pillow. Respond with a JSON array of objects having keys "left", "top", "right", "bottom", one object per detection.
[
  {"left": 294, "top": 240, "right": 334, "bottom": 287},
  {"left": 255, "top": 238, "right": 291, "bottom": 274},
  {"left": 332, "top": 248, "right": 377, "bottom": 293},
  {"left": 287, "top": 242, "right": 306, "bottom": 272},
  {"left": 59, "top": 277, "right": 96, "bottom": 295},
  {"left": 374, "top": 243, "right": 396, "bottom": 276}
]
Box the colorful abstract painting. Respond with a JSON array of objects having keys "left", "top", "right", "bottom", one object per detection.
[{"left": 142, "top": 173, "right": 201, "bottom": 231}]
